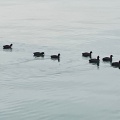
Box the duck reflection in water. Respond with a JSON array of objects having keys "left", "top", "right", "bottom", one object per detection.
[{"left": 3, "top": 48, "right": 12, "bottom": 52}]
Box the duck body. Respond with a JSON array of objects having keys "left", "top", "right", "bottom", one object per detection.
[
  {"left": 89, "top": 56, "right": 100, "bottom": 63},
  {"left": 51, "top": 53, "right": 60, "bottom": 59},
  {"left": 33, "top": 52, "right": 44, "bottom": 57},
  {"left": 82, "top": 51, "right": 92, "bottom": 58},
  {"left": 3, "top": 44, "right": 13, "bottom": 49},
  {"left": 102, "top": 55, "right": 113, "bottom": 62},
  {"left": 111, "top": 61, "right": 120, "bottom": 68}
]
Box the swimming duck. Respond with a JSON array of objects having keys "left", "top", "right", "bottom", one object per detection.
[
  {"left": 89, "top": 56, "right": 100, "bottom": 63},
  {"left": 3, "top": 44, "right": 13, "bottom": 49},
  {"left": 82, "top": 51, "right": 92, "bottom": 58},
  {"left": 51, "top": 53, "right": 60, "bottom": 59},
  {"left": 111, "top": 61, "right": 120, "bottom": 68},
  {"left": 102, "top": 55, "right": 113, "bottom": 62},
  {"left": 33, "top": 52, "right": 44, "bottom": 57}
]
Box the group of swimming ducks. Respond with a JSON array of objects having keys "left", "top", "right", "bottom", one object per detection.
[
  {"left": 3, "top": 44, "right": 60, "bottom": 61},
  {"left": 3, "top": 44, "right": 120, "bottom": 68},
  {"left": 82, "top": 51, "right": 120, "bottom": 68}
]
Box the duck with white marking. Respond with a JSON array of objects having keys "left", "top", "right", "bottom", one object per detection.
[{"left": 3, "top": 44, "right": 13, "bottom": 49}]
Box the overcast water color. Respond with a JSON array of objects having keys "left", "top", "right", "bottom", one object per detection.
[{"left": 0, "top": 0, "right": 120, "bottom": 120}]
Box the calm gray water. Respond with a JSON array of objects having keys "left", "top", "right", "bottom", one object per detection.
[{"left": 0, "top": 0, "right": 120, "bottom": 120}]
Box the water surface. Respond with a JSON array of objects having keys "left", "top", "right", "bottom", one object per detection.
[{"left": 0, "top": 0, "right": 120, "bottom": 120}]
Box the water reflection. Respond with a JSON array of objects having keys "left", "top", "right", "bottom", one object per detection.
[
  {"left": 33, "top": 54, "right": 44, "bottom": 58},
  {"left": 103, "top": 61, "right": 112, "bottom": 63},
  {"left": 112, "top": 66, "right": 120, "bottom": 69},
  {"left": 89, "top": 62, "right": 100, "bottom": 69},
  {"left": 51, "top": 58, "right": 60, "bottom": 62},
  {"left": 3, "top": 48, "right": 12, "bottom": 52}
]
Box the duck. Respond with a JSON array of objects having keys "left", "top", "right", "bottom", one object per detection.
[
  {"left": 111, "top": 61, "right": 120, "bottom": 68},
  {"left": 3, "top": 44, "right": 13, "bottom": 49},
  {"left": 51, "top": 53, "right": 60, "bottom": 59},
  {"left": 102, "top": 55, "right": 113, "bottom": 62},
  {"left": 33, "top": 52, "right": 44, "bottom": 57},
  {"left": 89, "top": 56, "right": 100, "bottom": 63},
  {"left": 82, "top": 51, "right": 92, "bottom": 58}
]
